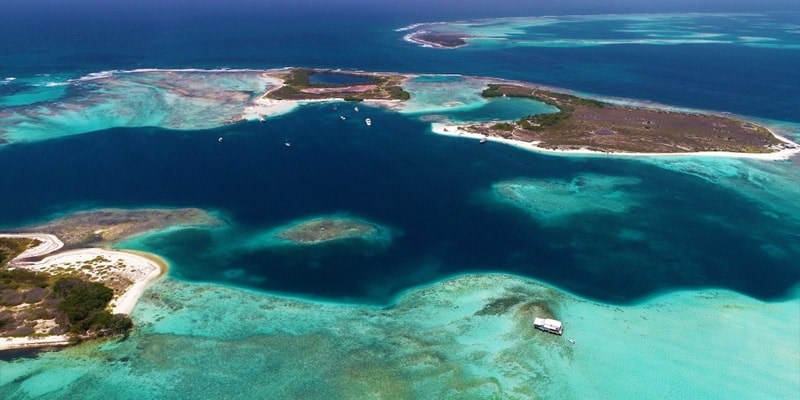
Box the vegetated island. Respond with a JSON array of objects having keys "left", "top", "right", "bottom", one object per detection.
[
  {"left": 443, "top": 83, "right": 797, "bottom": 155},
  {"left": 265, "top": 68, "right": 410, "bottom": 102},
  {"left": 240, "top": 67, "right": 411, "bottom": 122},
  {"left": 404, "top": 31, "right": 470, "bottom": 49},
  {"left": 0, "top": 208, "right": 221, "bottom": 351}
]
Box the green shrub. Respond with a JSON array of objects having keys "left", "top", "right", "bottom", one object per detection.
[
  {"left": 386, "top": 86, "right": 411, "bottom": 100},
  {"left": 52, "top": 278, "right": 133, "bottom": 335},
  {"left": 492, "top": 122, "right": 515, "bottom": 131}
]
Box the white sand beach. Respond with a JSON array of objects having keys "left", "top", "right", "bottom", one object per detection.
[
  {"left": 0, "top": 233, "right": 64, "bottom": 260},
  {"left": 431, "top": 122, "right": 800, "bottom": 160},
  {"left": 0, "top": 335, "right": 71, "bottom": 351}
]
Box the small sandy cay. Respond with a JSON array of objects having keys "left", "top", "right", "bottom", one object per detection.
[
  {"left": 0, "top": 208, "right": 213, "bottom": 351},
  {"left": 0, "top": 233, "right": 164, "bottom": 351}
]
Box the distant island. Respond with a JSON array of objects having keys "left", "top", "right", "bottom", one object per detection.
[
  {"left": 2, "top": 67, "right": 796, "bottom": 157},
  {"left": 404, "top": 32, "right": 469, "bottom": 49}
]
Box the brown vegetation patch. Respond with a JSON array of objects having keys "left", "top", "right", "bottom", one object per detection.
[
  {"left": 475, "top": 84, "right": 788, "bottom": 154},
  {"left": 266, "top": 68, "right": 410, "bottom": 101},
  {"left": 15, "top": 208, "right": 221, "bottom": 247}
]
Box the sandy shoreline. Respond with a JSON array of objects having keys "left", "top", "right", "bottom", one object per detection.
[
  {"left": 0, "top": 233, "right": 166, "bottom": 351},
  {"left": 431, "top": 123, "right": 800, "bottom": 160},
  {"left": 236, "top": 68, "right": 799, "bottom": 160},
  {"left": 0, "top": 233, "right": 64, "bottom": 260}
]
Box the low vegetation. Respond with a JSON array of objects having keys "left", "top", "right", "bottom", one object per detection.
[
  {"left": 0, "top": 237, "right": 39, "bottom": 267},
  {"left": 53, "top": 278, "right": 132, "bottom": 336},
  {"left": 267, "top": 68, "right": 411, "bottom": 101},
  {"left": 474, "top": 83, "right": 784, "bottom": 153}
]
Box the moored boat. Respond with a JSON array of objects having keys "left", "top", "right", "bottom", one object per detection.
[{"left": 533, "top": 317, "right": 563, "bottom": 335}]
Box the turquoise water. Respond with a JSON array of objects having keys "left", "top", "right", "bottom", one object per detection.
[
  {"left": 1, "top": 275, "right": 797, "bottom": 399},
  {"left": 1, "top": 5, "right": 800, "bottom": 400},
  {"left": 0, "top": 70, "right": 270, "bottom": 144},
  {"left": 0, "top": 75, "right": 70, "bottom": 108}
]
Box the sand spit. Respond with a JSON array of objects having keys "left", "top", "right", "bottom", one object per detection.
[{"left": 0, "top": 233, "right": 63, "bottom": 260}]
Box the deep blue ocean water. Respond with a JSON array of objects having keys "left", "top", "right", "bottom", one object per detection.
[
  {"left": 1, "top": 2, "right": 799, "bottom": 305},
  {"left": 1, "top": 102, "right": 797, "bottom": 303}
]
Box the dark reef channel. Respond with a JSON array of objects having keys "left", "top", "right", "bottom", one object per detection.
[{"left": 1, "top": 103, "right": 797, "bottom": 304}]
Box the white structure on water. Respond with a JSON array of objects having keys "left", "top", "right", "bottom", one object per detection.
[{"left": 533, "top": 317, "right": 563, "bottom": 335}]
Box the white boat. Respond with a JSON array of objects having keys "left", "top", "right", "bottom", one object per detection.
[
  {"left": 533, "top": 317, "right": 563, "bottom": 335},
  {"left": 284, "top": 142, "right": 291, "bottom": 147},
  {"left": 340, "top": 115, "right": 347, "bottom": 120},
  {"left": 479, "top": 137, "right": 487, "bottom": 144},
  {"left": 568, "top": 338, "right": 575, "bottom": 344},
  {"left": 218, "top": 137, "right": 224, "bottom": 143},
  {"left": 365, "top": 118, "right": 372, "bottom": 126},
  {"left": 354, "top": 106, "right": 359, "bottom": 112},
  {"left": 258, "top": 116, "right": 266, "bottom": 123}
]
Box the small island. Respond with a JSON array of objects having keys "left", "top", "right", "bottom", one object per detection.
[
  {"left": 265, "top": 68, "right": 410, "bottom": 102},
  {"left": 404, "top": 32, "right": 469, "bottom": 49},
  {"left": 273, "top": 216, "right": 391, "bottom": 246},
  {"left": 449, "top": 83, "right": 795, "bottom": 155},
  {"left": 243, "top": 215, "right": 395, "bottom": 253}
]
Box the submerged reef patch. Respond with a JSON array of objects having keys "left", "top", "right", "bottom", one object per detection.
[
  {"left": 490, "top": 173, "right": 642, "bottom": 221},
  {"left": 0, "top": 70, "right": 273, "bottom": 144},
  {"left": 243, "top": 215, "right": 393, "bottom": 252},
  {"left": 14, "top": 208, "right": 223, "bottom": 247}
]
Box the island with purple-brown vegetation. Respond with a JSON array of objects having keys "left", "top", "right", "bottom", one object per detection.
[{"left": 434, "top": 83, "right": 797, "bottom": 157}]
